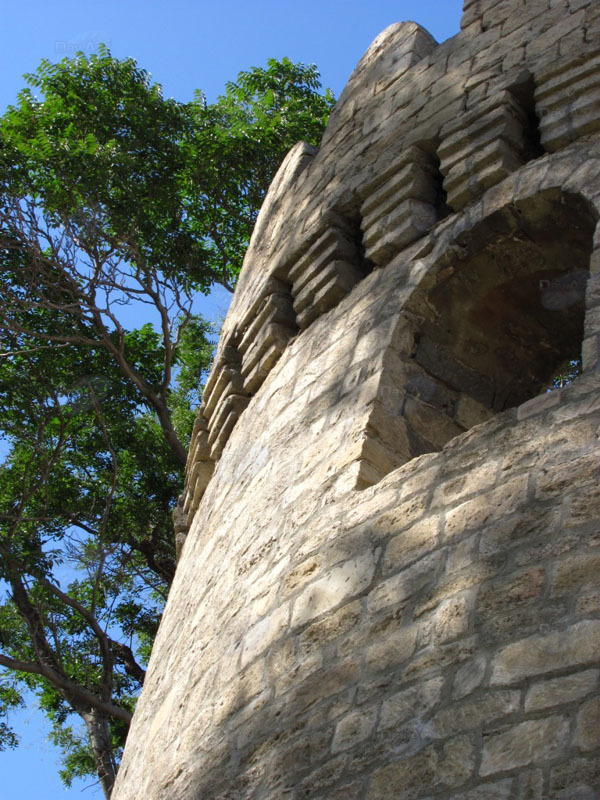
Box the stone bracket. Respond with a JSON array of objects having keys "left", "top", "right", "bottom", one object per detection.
[
  {"left": 360, "top": 145, "right": 439, "bottom": 265},
  {"left": 288, "top": 226, "right": 365, "bottom": 329},
  {"left": 535, "top": 47, "right": 600, "bottom": 152},
  {"left": 439, "top": 90, "right": 530, "bottom": 211}
]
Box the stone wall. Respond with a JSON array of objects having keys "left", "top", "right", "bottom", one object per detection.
[{"left": 114, "top": 1, "right": 600, "bottom": 798}]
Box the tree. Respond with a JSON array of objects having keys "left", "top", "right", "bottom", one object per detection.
[
  {"left": 184, "top": 57, "right": 335, "bottom": 291},
  {"left": 0, "top": 50, "right": 333, "bottom": 464},
  {"left": 0, "top": 47, "right": 334, "bottom": 795},
  {"left": 0, "top": 325, "right": 200, "bottom": 797}
]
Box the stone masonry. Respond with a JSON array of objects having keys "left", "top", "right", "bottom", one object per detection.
[{"left": 114, "top": 1, "right": 600, "bottom": 798}]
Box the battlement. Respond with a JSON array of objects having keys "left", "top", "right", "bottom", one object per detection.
[
  {"left": 176, "top": 0, "right": 600, "bottom": 537},
  {"left": 115, "top": 3, "right": 600, "bottom": 798}
]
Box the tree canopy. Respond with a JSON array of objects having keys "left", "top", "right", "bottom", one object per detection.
[{"left": 0, "top": 46, "right": 334, "bottom": 797}]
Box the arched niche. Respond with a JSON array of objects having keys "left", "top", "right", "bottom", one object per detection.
[{"left": 362, "top": 188, "right": 598, "bottom": 482}]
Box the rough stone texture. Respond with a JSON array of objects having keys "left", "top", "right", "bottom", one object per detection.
[{"left": 114, "top": 1, "right": 600, "bottom": 798}]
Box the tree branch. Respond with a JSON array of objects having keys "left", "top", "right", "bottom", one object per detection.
[{"left": 0, "top": 653, "right": 132, "bottom": 724}]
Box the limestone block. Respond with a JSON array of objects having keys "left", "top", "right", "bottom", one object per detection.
[
  {"left": 549, "top": 757, "right": 599, "bottom": 800},
  {"left": 207, "top": 393, "right": 251, "bottom": 458},
  {"left": 322, "top": 22, "right": 437, "bottom": 150},
  {"left": 490, "top": 620, "right": 600, "bottom": 684},
  {"left": 551, "top": 553, "right": 600, "bottom": 596},
  {"left": 452, "top": 781, "right": 514, "bottom": 800},
  {"left": 291, "top": 549, "right": 379, "bottom": 629},
  {"left": 372, "top": 492, "right": 428, "bottom": 537},
  {"left": 433, "top": 461, "right": 497, "bottom": 506},
  {"left": 526, "top": 9, "right": 585, "bottom": 62},
  {"left": 576, "top": 592, "right": 600, "bottom": 615},
  {"left": 287, "top": 227, "right": 364, "bottom": 329},
  {"left": 201, "top": 343, "right": 243, "bottom": 417},
  {"left": 480, "top": 716, "right": 570, "bottom": 776},
  {"left": 432, "top": 593, "right": 472, "bottom": 643},
  {"left": 453, "top": 655, "right": 487, "bottom": 699},
  {"left": 383, "top": 515, "right": 441, "bottom": 574},
  {"left": 444, "top": 475, "right": 529, "bottom": 540},
  {"left": 277, "top": 657, "right": 361, "bottom": 716},
  {"left": 455, "top": 392, "right": 495, "bottom": 428},
  {"left": 351, "top": 22, "right": 438, "bottom": 96},
  {"left": 280, "top": 555, "right": 323, "bottom": 600},
  {"left": 367, "top": 551, "right": 441, "bottom": 614},
  {"left": 431, "top": 690, "right": 521, "bottom": 737},
  {"left": 358, "top": 433, "right": 406, "bottom": 478},
  {"left": 438, "top": 735, "right": 476, "bottom": 788},
  {"left": 183, "top": 460, "right": 214, "bottom": 516},
  {"left": 331, "top": 706, "right": 378, "bottom": 752},
  {"left": 360, "top": 147, "right": 439, "bottom": 265},
  {"left": 185, "top": 414, "right": 210, "bottom": 467},
  {"left": 364, "top": 622, "right": 419, "bottom": 672},
  {"left": 366, "top": 745, "right": 438, "bottom": 799},
  {"left": 525, "top": 669, "right": 599, "bottom": 711},
  {"left": 582, "top": 333, "right": 600, "bottom": 370},
  {"left": 298, "top": 600, "right": 361, "bottom": 657},
  {"left": 240, "top": 603, "right": 289, "bottom": 668},
  {"left": 238, "top": 290, "right": 297, "bottom": 393},
  {"left": 439, "top": 91, "right": 530, "bottom": 210},
  {"left": 477, "top": 567, "right": 546, "bottom": 620},
  {"left": 240, "top": 321, "right": 296, "bottom": 393},
  {"left": 403, "top": 395, "right": 465, "bottom": 452},
  {"left": 379, "top": 675, "right": 444, "bottom": 730},
  {"left": 295, "top": 260, "right": 364, "bottom": 329}
]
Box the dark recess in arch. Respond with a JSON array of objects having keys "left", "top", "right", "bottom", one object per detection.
[{"left": 358, "top": 188, "right": 598, "bottom": 488}]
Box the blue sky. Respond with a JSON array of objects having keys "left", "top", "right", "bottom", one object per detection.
[{"left": 0, "top": 1, "right": 463, "bottom": 796}]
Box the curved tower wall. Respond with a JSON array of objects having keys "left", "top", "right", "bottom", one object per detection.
[{"left": 114, "top": 2, "right": 600, "bottom": 798}]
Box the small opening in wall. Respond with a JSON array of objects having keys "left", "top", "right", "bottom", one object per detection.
[
  {"left": 422, "top": 139, "right": 452, "bottom": 222},
  {"left": 357, "top": 229, "right": 376, "bottom": 278},
  {"left": 509, "top": 75, "right": 545, "bottom": 162},
  {"left": 433, "top": 153, "right": 452, "bottom": 222}
]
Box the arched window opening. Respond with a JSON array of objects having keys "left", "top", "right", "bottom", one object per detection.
[
  {"left": 406, "top": 189, "right": 596, "bottom": 454},
  {"left": 358, "top": 189, "right": 597, "bottom": 487}
]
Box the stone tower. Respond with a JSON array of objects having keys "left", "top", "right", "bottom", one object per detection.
[{"left": 113, "top": 1, "right": 600, "bottom": 798}]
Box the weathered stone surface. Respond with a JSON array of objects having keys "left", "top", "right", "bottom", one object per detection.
[
  {"left": 366, "top": 746, "right": 438, "bottom": 799},
  {"left": 525, "top": 669, "right": 599, "bottom": 711},
  {"left": 331, "top": 706, "right": 378, "bottom": 753},
  {"left": 438, "top": 735, "right": 476, "bottom": 787},
  {"left": 491, "top": 621, "right": 600, "bottom": 685},
  {"left": 379, "top": 676, "right": 444, "bottom": 730},
  {"left": 367, "top": 551, "right": 441, "bottom": 613},
  {"left": 291, "top": 549, "right": 379, "bottom": 629},
  {"left": 480, "top": 716, "right": 571, "bottom": 776},
  {"left": 383, "top": 515, "right": 441, "bottom": 573},
  {"left": 297, "top": 600, "right": 361, "bottom": 657},
  {"left": 432, "top": 690, "right": 521, "bottom": 737},
  {"left": 549, "top": 757, "right": 600, "bottom": 799},
  {"left": 114, "top": 5, "right": 600, "bottom": 800},
  {"left": 364, "top": 622, "right": 419, "bottom": 673},
  {"left": 449, "top": 780, "right": 514, "bottom": 800},
  {"left": 453, "top": 655, "right": 487, "bottom": 699},
  {"left": 574, "top": 696, "right": 600, "bottom": 751}
]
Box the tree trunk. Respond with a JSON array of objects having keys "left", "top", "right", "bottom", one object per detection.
[{"left": 82, "top": 709, "right": 118, "bottom": 799}]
